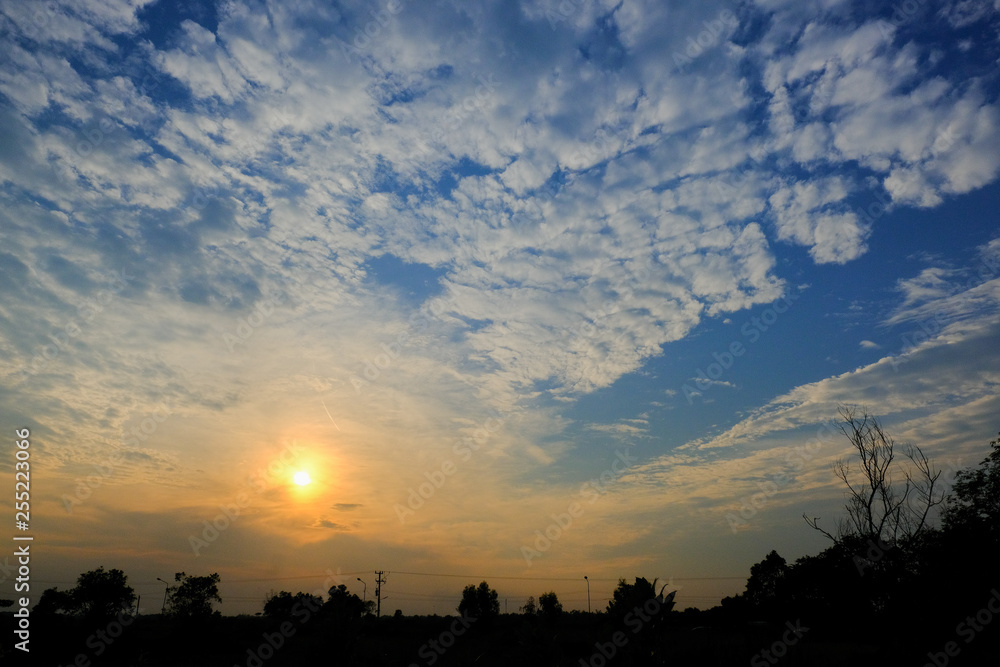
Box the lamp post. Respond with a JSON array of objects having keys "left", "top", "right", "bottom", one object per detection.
[
  {"left": 357, "top": 577, "right": 368, "bottom": 603},
  {"left": 156, "top": 577, "right": 170, "bottom": 614},
  {"left": 584, "top": 576, "right": 590, "bottom": 613}
]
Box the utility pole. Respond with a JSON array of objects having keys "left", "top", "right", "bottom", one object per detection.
[{"left": 375, "top": 571, "right": 387, "bottom": 617}]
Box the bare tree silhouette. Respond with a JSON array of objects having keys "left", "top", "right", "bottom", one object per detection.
[{"left": 804, "top": 405, "right": 944, "bottom": 547}]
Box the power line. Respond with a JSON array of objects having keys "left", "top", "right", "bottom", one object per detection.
[
  {"left": 217, "top": 571, "right": 371, "bottom": 584},
  {"left": 389, "top": 570, "right": 745, "bottom": 582}
]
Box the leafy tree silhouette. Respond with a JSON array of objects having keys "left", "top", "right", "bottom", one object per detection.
[
  {"left": 606, "top": 577, "right": 673, "bottom": 620},
  {"left": 458, "top": 581, "right": 499, "bottom": 619},
  {"left": 75, "top": 567, "right": 135, "bottom": 620},
  {"left": 263, "top": 590, "right": 323, "bottom": 618},
  {"left": 735, "top": 549, "right": 790, "bottom": 620},
  {"left": 942, "top": 429, "right": 1000, "bottom": 538},
  {"left": 34, "top": 587, "right": 74, "bottom": 616},
  {"left": 538, "top": 591, "right": 562, "bottom": 619},
  {"left": 520, "top": 595, "right": 537, "bottom": 615},
  {"left": 35, "top": 567, "right": 136, "bottom": 622},
  {"left": 166, "top": 571, "right": 221, "bottom": 617},
  {"left": 918, "top": 429, "right": 1000, "bottom": 635},
  {"left": 323, "top": 583, "right": 367, "bottom": 622},
  {"left": 604, "top": 577, "right": 676, "bottom": 664}
]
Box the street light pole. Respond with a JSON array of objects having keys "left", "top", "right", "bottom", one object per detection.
[
  {"left": 584, "top": 576, "right": 590, "bottom": 613},
  {"left": 156, "top": 577, "right": 170, "bottom": 614},
  {"left": 357, "top": 578, "right": 367, "bottom": 604}
]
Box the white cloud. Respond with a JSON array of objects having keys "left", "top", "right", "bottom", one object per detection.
[
  {"left": 155, "top": 20, "right": 250, "bottom": 103},
  {"left": 768, "top": 177, "right": 869, "bottom": 263},
  {"left": 2, "top": 0, "right": 1000, "bottom": 609}
]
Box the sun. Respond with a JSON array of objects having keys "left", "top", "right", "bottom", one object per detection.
[{"left": 293, "top": 471, "right": 312, "bottom": 486}]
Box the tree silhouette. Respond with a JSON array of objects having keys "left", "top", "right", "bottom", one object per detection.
[
  {"left": 263, "top": 590, "right": 323, "bottom": 618},
  {"left": 166, "top": 571, "right": 221, "bottom": 618},
  {"left": 458, "top": 581, "right": 499, "bottom": 619},
  {"left": 804, "top": 406, "right": 944, "bottom": 548},
  {"left": 323, "top": 584, "right": 366, "bottom": 622},
  {"left": 922, "top": 429, "right": 1000, "bottom": 626},
  {"left": 606, "top": 577, "right": 674, "bottom": 622},
  {"left": 538, "top": 591, "right": 562, "bottom": 618},
  {"left": 71, "top": 567, "right": 135, "bottom": 621},
  {"left": 34, "top": 587, "right": 74, "bottom": 615},
  {"left": 520, "top": 595, "right": 537, "bottom": 615},
  {"left": 30, "top": 568, "right": 135, "bottom": 622},
  {"left": 942, "top": 429, "right": 1000, "bottom": 538},
  {"left": 604, "top": 577, "right": 676, "bottom": 664},
  {"left": 744, "top": 550, "right": 788, "bottom": 615}
]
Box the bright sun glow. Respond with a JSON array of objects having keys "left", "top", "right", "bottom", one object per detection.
[{"left": 293, "top": 471, "right": 312, "bottom": 486}]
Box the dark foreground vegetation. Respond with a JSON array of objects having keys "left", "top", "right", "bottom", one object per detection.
[{"left": 3, "top": 409, "right": 998, "bottom": 666}]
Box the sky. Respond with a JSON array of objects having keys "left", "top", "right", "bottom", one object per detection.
[{"left": 1, "top": 0, "right": 999, "bottom": 616}]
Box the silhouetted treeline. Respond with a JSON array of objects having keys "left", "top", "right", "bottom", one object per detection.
[
  {"left": 716, "top": 420, "right": 1000, "bottom": 665},
  {"left": 3, "top": 419, "right": 997, "bottom": 666}
]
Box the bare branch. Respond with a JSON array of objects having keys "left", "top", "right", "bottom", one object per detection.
[
  {"left": 803, "top": 513, "right": 837, "bottom": 542},
  {"left": 805, "top": 406, "right": 944, "bottom": 547}
]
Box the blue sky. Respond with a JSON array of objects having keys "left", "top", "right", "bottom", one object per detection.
[{"left": 1, "top": 0, "right": 999, "bottom": 615}]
